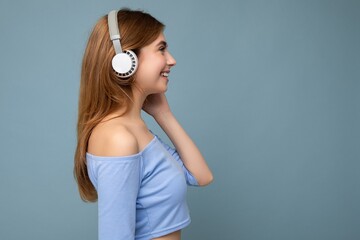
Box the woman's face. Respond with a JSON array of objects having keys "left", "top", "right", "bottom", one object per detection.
[{"left": 134, "top": 32, "right": 176, "bottom": 94}]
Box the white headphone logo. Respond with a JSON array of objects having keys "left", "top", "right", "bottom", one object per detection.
[{"left": 108, "top": 10, "right": 138, "bottom": 78}]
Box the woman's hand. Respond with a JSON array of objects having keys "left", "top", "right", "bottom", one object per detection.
[{"left": 142, "top": 93, "right": 171, "bottom": 118}]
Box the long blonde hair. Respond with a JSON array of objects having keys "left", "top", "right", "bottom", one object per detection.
[{"left": 74, "top": 9, "right": 164, "bottom": 202}]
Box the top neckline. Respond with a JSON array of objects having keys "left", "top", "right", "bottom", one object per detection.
[{"left": 86, "top": 135, "right": 158, "bottom": 160}]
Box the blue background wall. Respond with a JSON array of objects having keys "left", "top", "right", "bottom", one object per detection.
[{"left": 0, "top": 0, "right": 359, "bottom": 239}]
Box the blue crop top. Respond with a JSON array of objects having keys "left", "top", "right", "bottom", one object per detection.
[{"left": 86, "top": 133, "right": 199, "bottom": 240}]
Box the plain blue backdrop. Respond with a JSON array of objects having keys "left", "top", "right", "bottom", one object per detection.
[{"left": 0, "top": 0, "right": 359, "bottom": 239}]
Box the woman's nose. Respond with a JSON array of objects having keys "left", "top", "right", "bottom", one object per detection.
[{"left": 167, "top": 52, "right": 176, "bottom": 66}]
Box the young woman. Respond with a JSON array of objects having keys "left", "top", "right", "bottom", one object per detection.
[{"left": 74, "top": 8, "right": 213, "bottom": 240}]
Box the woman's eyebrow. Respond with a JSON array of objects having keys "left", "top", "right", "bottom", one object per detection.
[{"left": 156, "top": 40, "right": 168, "bottom": 47}]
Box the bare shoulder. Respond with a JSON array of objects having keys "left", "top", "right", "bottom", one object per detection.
[{"left": 88, "top": 120, "right": 139, "bottom": 157}]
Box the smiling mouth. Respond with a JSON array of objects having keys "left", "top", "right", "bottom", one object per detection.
[{"left": 161, "top": 72, "right": 169, "bottom": 77}]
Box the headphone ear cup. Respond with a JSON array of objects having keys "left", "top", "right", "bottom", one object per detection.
[{"left": 111, "top": 50, "right": 138, "bottom": 78}]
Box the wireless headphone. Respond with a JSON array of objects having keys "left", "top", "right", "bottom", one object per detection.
[{"left": 108, "top": 10, "right": 138, "bottom": 78}]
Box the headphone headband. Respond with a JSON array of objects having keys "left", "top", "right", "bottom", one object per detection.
[{"left": 108, "top": 10, "right": 122, "bottom": 54}]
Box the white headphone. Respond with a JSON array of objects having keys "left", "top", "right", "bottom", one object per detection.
[{"left": 108, "top": 10, "right": 138, "bottom": 78}]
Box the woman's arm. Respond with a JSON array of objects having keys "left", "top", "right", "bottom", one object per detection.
[
  {"left": 143, "top": 94, "right": 213, "bottom": 186},
  {"left": 88, "top": 126, "right": 141, "bottom": 240}
]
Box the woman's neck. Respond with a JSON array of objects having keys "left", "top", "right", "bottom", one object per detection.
[{"left": 112, "top": 84, "right": 147, "bottom": 121}]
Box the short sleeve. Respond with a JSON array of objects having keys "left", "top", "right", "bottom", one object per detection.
[
  {"left": 154, "top": 135, "right": 199, "bottom": 186},
  {"left": 86, "top": 153, "right": 142, "bottom": 240}
]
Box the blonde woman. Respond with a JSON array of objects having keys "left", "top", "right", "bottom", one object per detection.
[{"left": 74, "top": 8, "right": 213, "bottom": 240}]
